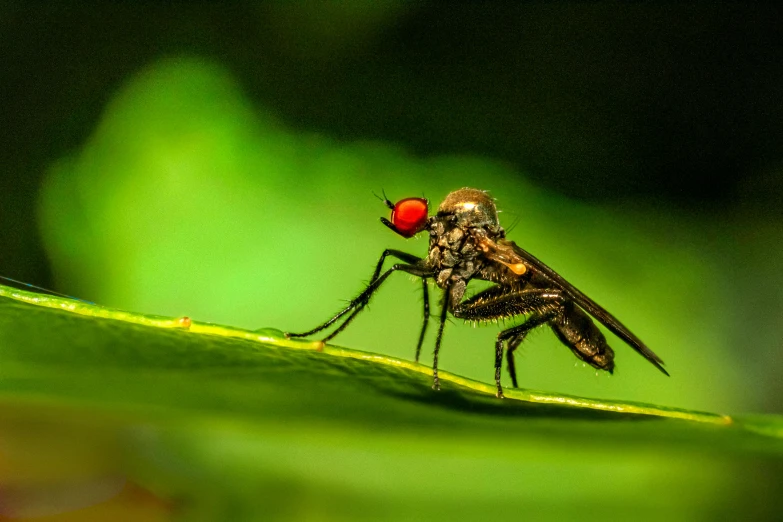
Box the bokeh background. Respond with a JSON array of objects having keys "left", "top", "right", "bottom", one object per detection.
[{"left": 2, "top": 2, "right": 783, "bottom": 419}]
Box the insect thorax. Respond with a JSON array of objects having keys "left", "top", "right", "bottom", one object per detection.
[{"left": 424, "top": 217, "right": 506, "bottom": 291}]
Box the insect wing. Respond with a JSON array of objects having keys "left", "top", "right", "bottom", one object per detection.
[{"left": 501, "top": 240, "right": 669, "bottom": 376}]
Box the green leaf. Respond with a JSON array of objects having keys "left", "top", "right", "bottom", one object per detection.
[{"left": 0, "top": 283, "right": 781, "bottom": 521}]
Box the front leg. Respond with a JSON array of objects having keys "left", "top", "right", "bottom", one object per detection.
[
  {"left": 320, "top": 263, "right": 434, "bottom": 343},
  {"left": 371, "top": 250, "right": 431, "bottom": 363},
  {"left": 287, "top": 249, "right": 423, "bottom": 339},
  {"left": 370, "top": 249, "right": 422, "bottom": 282}
]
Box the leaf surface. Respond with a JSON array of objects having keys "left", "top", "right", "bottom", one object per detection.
[{"left": 0, "top": 284, "right": 781, "bottom": 521}]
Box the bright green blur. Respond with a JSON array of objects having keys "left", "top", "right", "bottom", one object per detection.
[{"left": 40, "top": 57, "right": 742, "bottom": 416}]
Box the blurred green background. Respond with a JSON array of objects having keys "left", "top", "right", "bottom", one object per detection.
[
  {"left": 1, "top": 3, "right": 783, "bottom": 519},
  {"left": 3, "top": 2, "right": 783, "bottom": 413}
]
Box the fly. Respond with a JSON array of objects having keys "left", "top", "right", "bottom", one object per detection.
[{"left": 286, "top": 187, "right": 668, "bottom": 398}]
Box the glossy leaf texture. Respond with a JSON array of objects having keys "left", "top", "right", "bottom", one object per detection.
[{"left": 0, "top": 284, "right": 781, "bottom": 522}]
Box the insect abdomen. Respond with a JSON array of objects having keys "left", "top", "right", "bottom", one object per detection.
[{"left": 552, "top": 302, "right": 615, "bottom": 373}]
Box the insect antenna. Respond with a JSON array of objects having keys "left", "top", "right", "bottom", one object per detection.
[{"left": 372, "top": 189, "right": 395, "bottom": 209}]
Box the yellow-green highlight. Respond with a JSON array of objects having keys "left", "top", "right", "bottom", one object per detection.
[{"left": 0, "top": 283, "right": 731, "bottom": 425}]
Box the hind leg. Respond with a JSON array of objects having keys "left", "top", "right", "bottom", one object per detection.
[
  {"left": 452, "top": 287, "right": 566, "bottom": 397},
  {"left": 504, "top": 313, "right": 553, "bottom": 388},
  {"left": 494, "top": 313, "right": 559, "bottom": 396}
]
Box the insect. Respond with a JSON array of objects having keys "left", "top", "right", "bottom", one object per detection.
[{"left": 286, "top": 187, "right": 668, "bottom": 397}]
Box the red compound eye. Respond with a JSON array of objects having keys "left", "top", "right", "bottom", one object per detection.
[{"left": 391, "top": 197, "right": 429, "bottom": 237}]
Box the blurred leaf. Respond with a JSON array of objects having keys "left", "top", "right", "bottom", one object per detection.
[{"left": 0, "top": 284, "right": 781, "bottom": 521}]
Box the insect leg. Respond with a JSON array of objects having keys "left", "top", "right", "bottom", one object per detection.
[
  {"left": 431, "top": 283, "right": 451, "bottom": 391},
  {"left": 369, "top": 250, "right": 423, "bottom": 282},
  {"left": 415, "top": 278, "right": 429, "bottom": 363},
  {"left": 506, "top": 339, "right": 518, "bottom": 388},
  {"left": 320, "top": 263, "right": 434, "bottom": 342},
  {"left": 287, "top": 250, "right": 422, "bottom": 338},
  {"left": 452, "top": 287, "right": 565, "bottom": 397},
  {"left": 506, "top": 333, "right": 525, "bottom": 388},
  {"left": 452, "top": 286, "right": 563, "bottom": 322},
  {"left": 498, "top": 314, "right": 556, "bottom": 393},
  {"left": 371, "top": 251, "right": 430, "bottom": 363}
]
